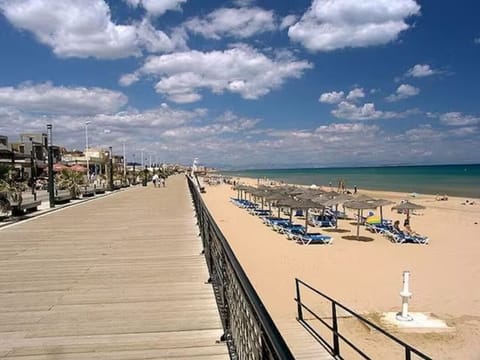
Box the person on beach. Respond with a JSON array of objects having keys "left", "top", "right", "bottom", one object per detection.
[
  {"left": 354, "top": 185, "right": 357, "bottom": 194},
  {"left": 152, "top": 173, "right": 159, "bottom": 187},
  {"left": 393, "top": 220, "right": 401, "bottom": 233},
  {"left": 435, "top": 194, "right": 448, "bottom": 201},
  {"left": 403, "top": 218, "right": 418, "bottom": 236},
  {"left": 161, "top": 177, "right": 166, "bottom": 187}
]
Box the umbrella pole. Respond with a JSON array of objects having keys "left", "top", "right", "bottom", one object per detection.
[
  {"left": 305, "top": 208, "right": 308, "bottom": 235},
  {"left": 335, "top": 204, "right": 339, "bottom": 230},
  {"left": 357, "top": 209, "right": 360, "bottom": 238},
  {"left": 277, "top": 206, "right": 280, "bottom": 218},
  {"left": 380, "top": 206, "right": 384, "bottom": 224},
  {"left": 289, "top": 208, "right": 293, "bottom": 224}
]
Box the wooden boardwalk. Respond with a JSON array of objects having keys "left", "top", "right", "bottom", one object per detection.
[{"left": 0, "top": 176, "right": 228, "bottom": 359}]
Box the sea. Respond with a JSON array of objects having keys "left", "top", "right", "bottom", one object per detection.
[{"left": 221, "top": 164, "right": 480, "bottom": 199}]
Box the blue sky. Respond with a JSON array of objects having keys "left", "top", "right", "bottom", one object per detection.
[{"left": 0, "top": 0, "right": 479, "bottom": 169}]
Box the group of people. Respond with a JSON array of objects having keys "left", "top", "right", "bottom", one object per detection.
[{"left": 152, "top": 174, "right": 166, "bottom": 188}]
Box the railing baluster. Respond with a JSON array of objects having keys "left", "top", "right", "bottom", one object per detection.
[
  {"left": 331, "top": 302, "right": 340, "bottom": 357},
  {"left": 406, "top": 348, "right": 412, "bottom": 360},
  {"left": 295, "top": 279, "right": 303, "bottom": 321}
]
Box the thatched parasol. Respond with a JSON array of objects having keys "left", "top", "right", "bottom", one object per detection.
[
  {"left": 391, "top": 201, "right": 425, "bottom": 220},
  {"left": 370, "top": 199, "right": 395, "bottom": 223},
  {"left": 292, "top": 199, "right": 323, "bottom": 234},
  {"left": 344, "top": 200, "right": 378, "bottom": 238},
  {"left": 320, "top": 193, "right": 354, "bottom": 230}
]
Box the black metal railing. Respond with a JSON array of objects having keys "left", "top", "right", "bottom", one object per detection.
[
  {"left": 295, "top": 278, "right": 433, "bottom": 360},
  {"left": 187, "top": 175, "right": 294, "bottom": 360}
]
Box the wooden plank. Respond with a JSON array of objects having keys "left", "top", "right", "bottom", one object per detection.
[{"left": 0, "top": 176, "right": 228, "bottom": 359}]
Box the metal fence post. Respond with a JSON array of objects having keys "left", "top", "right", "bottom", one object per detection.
[
  {"left": 295, "top": 279, "right": 303, "bottom": 321},
  {"left": 332, "top": 302, "right": 340, "bottom": 356}
]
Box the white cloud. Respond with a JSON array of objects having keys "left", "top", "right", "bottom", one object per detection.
[
  {"left": 474, "top": 37, "right": 480, "bottom": 44},
  {"left": 404, "top": 125, "right": 445, "bottom": 142},
  {"left": 386, "top": 84, "right": 419, "bottom": 102},
  {"left": 346, "top": 87, "right": 365, "bottom": 101},
  {"left": 129, "top": 45, "right": 312, "bottom": 103},
  {"left": 0, "top": 0, "right": 180, "bottom": 59},
  {"left": 0, "top": 83, "right": 127, "bottom": 115},
  {"left": 183, "top": 7, "right": 276, "bottom": 39},
  {"left": 332, "top": 101, "right": 398, "bottom": 120},
  {"left": 405, "top": 64, "right": 436, "bottom": 78},
  {"left": 280, "top": 15, "right": 297, "bottom": 30},
  {"left": 449, "top": 126, "right": 478, "bottom": 137},
  {"left": 135, "top": 19, "right": 177, "bottom": 53},
  {"left": 439, "top": 112, "right": 480, "bottom": 126},
  {"left": 119, "top": 73, "right": 140, "bottom": 87},
  {"left": 288, "top": 0, "right": 420, "bottom": 52},
  {"left": 125, "top": 0, "right": 187, "bottom": 17},
  {"left": 315, "top": 122, "right": 379, "bottom": 135},
  {"left": 319, "top": 91, "right": 344, "bottom": 104}
]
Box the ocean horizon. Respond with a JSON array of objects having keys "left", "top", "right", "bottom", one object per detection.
[{"left": 221, "top": 163, "right": 480, "bottom": 199}]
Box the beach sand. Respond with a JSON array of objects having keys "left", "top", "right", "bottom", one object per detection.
[{"left": 200, "top": 177, "right": 480, "bottom": 359}]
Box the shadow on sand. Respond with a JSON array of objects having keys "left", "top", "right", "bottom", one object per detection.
[
  {"left": 342, "top": 235, "right": 374, "bottom": 242},
  {"left": 324, "top": 228, "right": 351, "bottom": 233}
]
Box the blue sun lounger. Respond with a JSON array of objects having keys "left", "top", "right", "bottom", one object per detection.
[{"left": 295, "top": 232, "right": 333, "bottom": 245}]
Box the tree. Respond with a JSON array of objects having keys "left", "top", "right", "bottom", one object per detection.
[
  {"left": 56, "top": 169, "right": 85, "bottom": 199},
  {"left": 0, "top": 165, "right": 27, "bottom": 213}
]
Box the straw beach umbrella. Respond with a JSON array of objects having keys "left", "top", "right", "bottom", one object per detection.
[
  {"left": 370, "top": 199, "right": 395, "bottom": 224},
  {"left": 276, "top": 197, "right": 300, "bottom": 224},
  {"left": 265, "top": 192, "right": 290, "bottom": 217},
  {"left": 344, "top": 200, "right": 378, "bottom": 239},
  {"left": 293, "top": 199, "right": 323, "bottom": 235},
  {"left": 320, "top": 193, "right": 353, "bottom": 230},
  {"left": 233, "top": 184, "right": 249, "bottom": 200},
  {"left": 391, "top": 201, "right": 425, "bottom": 221}
]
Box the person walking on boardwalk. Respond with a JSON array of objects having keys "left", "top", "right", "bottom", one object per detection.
[{"left": 152, "top": 173, "right": 159, "bottom": 187}]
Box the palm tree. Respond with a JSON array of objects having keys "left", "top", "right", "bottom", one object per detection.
[
  {"left": 56, "top": 169, "right": 85, "bottom": 199},
  {"left": 0, "top": 166, "right": 27, "bottom": 213}
]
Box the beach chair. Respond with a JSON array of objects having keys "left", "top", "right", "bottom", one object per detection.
[
  {"left": 281, "top": 224, "right": 306, "bottom": 239},
  {"left": 271, "top": 219, "right": 293, "bottom": 232},
  {"left": 251, "top": 209, "right": 271, "bottom": 216},
  {"left": 310, "top": 214, "right": 336, "bottom": 228},
  {"left": 385, "top": 229, "right": 429, "bottom": 245},
  {"left": 262, "top": 216, "right": 282, "bottom": 226},
  {"left": 295, "top": 232, "right": 333, "bottom": 245}
]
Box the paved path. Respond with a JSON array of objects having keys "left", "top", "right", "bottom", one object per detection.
[{"left": 0, "top": 175, "right": 228, "bottom": 359}]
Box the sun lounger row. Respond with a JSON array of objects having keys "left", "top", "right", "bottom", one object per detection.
[
  {"left": 231, "top": 198, "right": 334, "bottom": 245},
  {"left": 367, "top": 223, "right": 429, "bottom": 245},
  {"left": 262, "top": 216, "right": 333, "bottom": 245}
]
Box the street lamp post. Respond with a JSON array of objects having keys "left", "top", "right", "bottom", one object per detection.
[
  {"left": 46, "top": 124, "right": 55, "bottom": 208},
  {"left": 132, "top": 153, "right": 136, "bottom": 185},
  {"left": 122, "top": 142, "right": 126, "bottom": 178},
  {"left": 108, "top": 146, "right": 114, "bottom": 191},
  {"left": 85, "top": 121, "right": 91, "bottom": 183},
  {"left": 29, "top": 137, "right": 36, "bottom": 199}
]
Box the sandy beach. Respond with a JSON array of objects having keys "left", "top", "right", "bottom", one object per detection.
[{"left": 200, "top": 176, "right": 480, "bottom": 359}]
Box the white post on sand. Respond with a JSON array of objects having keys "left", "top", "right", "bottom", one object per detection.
[{"left": 396, "top": 271, "right": 413, "bottom": 321}]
